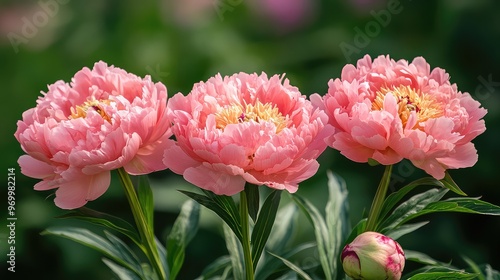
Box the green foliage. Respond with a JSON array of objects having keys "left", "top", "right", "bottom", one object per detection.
[
  {"left": 251, "top": 190, "right": 282, "bottom": 268},
  {"left": 180, "top": 189, "right": 242, "bottom": 241},
  {"left": 42, "top": 227, "right": 146, "bottom": 279},
  {"left": 166, "top": 200, "right": 200, "bottom": 280},
  {"left": 291, "top": 171, "right": 350, "bottom": 280}
]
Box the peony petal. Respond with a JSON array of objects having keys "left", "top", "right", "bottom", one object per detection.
[
  {"left": 18, "top": 155, "right": 55, "bottom": 179},
  {"left": 163, "top": 140, "right": 201, "bottom": 174},
  {"left": 183, "top": 164, "right": 246, "bottom": 195},
  {"left": 53, "top": 171, "right": 111, "bottom": 209}
]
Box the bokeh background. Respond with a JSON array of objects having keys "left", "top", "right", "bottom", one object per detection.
[{"left": 1, "top": 0, "right": 499, "bottom": 279}]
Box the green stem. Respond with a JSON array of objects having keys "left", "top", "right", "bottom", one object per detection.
[
  {"left": 240, "top": 191, "right": 254, "bottom": 280},
  {"left": 117, "top": 168, "right": 165, "bottom": 280},
  {"left": 365, "top": 164, "right": 393, "bottom": 232}
]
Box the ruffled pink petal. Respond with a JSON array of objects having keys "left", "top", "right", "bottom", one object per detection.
[
  {"left": 18, "top": 155, "right": 55, "bottom": 179},
  {"left": 163, "top": 140, "right": 201, "bottom": 174},
  {"left": 124, "top": 132, "right": 172, "bottom": 175},
  {"left": 54, "top": 171, "right": 111, "bottom": 209}
]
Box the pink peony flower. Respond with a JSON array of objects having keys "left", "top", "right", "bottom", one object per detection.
[
  {"left": 311, "top": 55, "right": 487, "bottom": 179},
  {"left": 341, "top": 231, "right": 405, "bottom": 280},
  {"left": 15, "top": 61, "right": 171, "bottom": 209},
  {"left": 163, "top": 72, "right": 333, "bottom": 195}
]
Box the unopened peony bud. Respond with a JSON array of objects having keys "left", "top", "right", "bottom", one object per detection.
[{"left": 341, "top": 231, "right": 405, "bottom": 280}]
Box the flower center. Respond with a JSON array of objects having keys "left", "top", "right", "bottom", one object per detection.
[
  {"left": 70, "top": 99, "right": 112, "bottom": 123},
  {"left": 371, "top": 85, "right": 443, "bottom": 128},
  {"left": 215, "top": 100, "right": 287, "bottom": 133}
]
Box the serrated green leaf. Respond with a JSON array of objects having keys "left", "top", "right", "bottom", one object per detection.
[
  {"left": 291, "top": 194, "right": 333, "bottom": 280},
  {"left": 245, "top": 184, "right": 260, "bottom": 223},
  {"left": 440, "top": 171, "right": 467, "bottom": 196},
  {"left": 325, "top": 171, "right": 350, "bottom": 280},
  {"left": 408, "top": 271, "right": 478, "bottom": 280},
  {"left": 251, "top": 190, "right": 282, "bottom": 269},
  {"left": 379, "top": 177, "right": 444, "bottom": 223},
  {"left": 385, "top": 221, "right": 429, "bottom": 239},
  {"left": 397, "top": 198, "right": 500, "bottom": 226},
  {"left": 42, "top": 227, "right": 144, "bottom": 278},
  {"left": 166, "top": 200, "right": 200, "bottom": 280},
  {"left": 180, "top": 190, "right": 242, "bottom": 241},
  {"left": 102, "top": 258, "right": 143, "bottom": 280},
  {"left": 223, "top": 223, "right": 244, "bottom": 280},
  {"left": 268, "top": 252, "right": 313, "bottom": 280},
  {"left": 57, "top": 207, "right": 141, "bottom": 246},
  {"left": 266, "top": 203, "right": 298, "bottom": 253},
  {"left": 379, "top": 188, "right": 448, "bottom": 231},
  {"left": 137, "top": 175, "right": 155, "bottom": 229}
]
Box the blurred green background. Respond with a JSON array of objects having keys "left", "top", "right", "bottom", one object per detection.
[{"left": 1, "top": 0, "right": 499, "bottom": 279}]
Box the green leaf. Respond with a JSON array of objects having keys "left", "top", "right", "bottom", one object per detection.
[
  {"left": 251, "top": 190, "right": 282, "bottom": 269},
  {"left": 440, "top": 171, "right": 467, "bottom": 196},
  {"left": 385, "top": 221, "right": 429, "bottom": 240},
  {"left": 102, "top": 258, "right": 142, "bottom": 280},
  {"left": 344, "top": 218, "right": 367, "bottom": 245},
  {"left": 223, "top": 223, "right": 244, "bottom": 280},
  {"left": 137, "top": 175, "right": 155, "bottom": 229},
  {"left": 291, "top": 194, "right": 333, "bottom": 280},
  {"left": 155, "top": 237, "right": 168, "bottom": 279},
  {"left": 245, "top": 184, "right": 260, "bottom": 223},
  {"left": 325, "top": 171, "right": 350, "bottom": 280},
  {"left": 268, "top": 252, "right": 313, "bottom": 280},
  {"left": 180, "top": 190, "right": 242, "bottom": 241},
  {"left": 195, "top": 255, "right": 232, "bottom": 280},
  {"left": 484, "top": 264, "right": 500, "bottom": 280},
  {"left": 462, "top": 255, "right": 485, "bottom": 280},
  {"left": 57, "top": 207, "right": 141, "bottom": 246},
  {"left": 397, "top": 197, "right": 500, "bottom": 226},
  {"left": 379, "top": 177, "right": 444, "bottom": 223},
  {"left": 166, "top": 200, "right": 200, "bottom": 280},
  {"left": 42, "top": 227, "right": 143, "bottom": 278},
  {"left": 104, "top": 231, "right": 143, "bottom": 272},
  {"left": 379, "top": 188, "right": 448, "bottom": 231},
  {"left": 266, "top": 203, "right": 298, "bottom": 253},
  {"left": 408, "top": 271, "right": 478, "bottom": 280},
  {"left": 256, "top": 242, "right": 317, "bottom": 280},
  {"left": 404, "top": 250, "right": 447, "bottom": 266}
]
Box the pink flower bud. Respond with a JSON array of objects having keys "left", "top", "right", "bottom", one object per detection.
[{"left": 341, "top": 231, "right": 405, "bottom": 280}]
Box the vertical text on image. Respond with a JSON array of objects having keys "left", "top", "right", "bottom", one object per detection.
[{"left": 6, "top": 168, "right": 17, "bottom": 273}]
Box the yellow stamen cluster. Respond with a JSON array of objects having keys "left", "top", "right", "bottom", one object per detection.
[
  {"left": 70, "top": 99, "right": 112, "bottom": 123},
  {"left": 372, "top": 85, "right": 442, "bottom": 128},
  {"left": 215, "top": 100, "right": 287, "bottom": 133}
]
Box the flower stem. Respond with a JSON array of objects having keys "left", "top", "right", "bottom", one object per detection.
[
  {"left": 365, "top": 164, "right": 393, "bottom": 232},
  {"left": 117, "top": 168, "right": 165, "bottom": 280},
  {"left": 240, "top": 191, "right": 254, "bottom": 280}
]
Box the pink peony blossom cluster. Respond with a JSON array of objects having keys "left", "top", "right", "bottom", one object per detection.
[
  {"left": 311, "top": 54, "right": 487, "bottom": 179},
  {"left": 15, "top": 55, "right": 487, "bottom": 209},
  {"left": 15, "top": 61, "right": 171, "bottom": 209}
]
